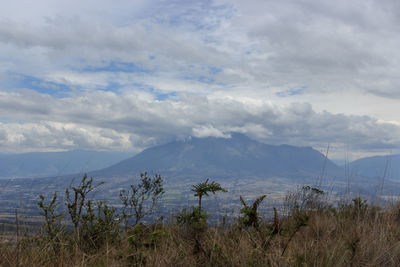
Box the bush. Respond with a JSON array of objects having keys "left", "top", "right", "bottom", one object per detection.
[
  {"left": 120, "top": 172, "right": 165, "bottom": 228},
  {"left": 285, "top": 185, "right": 326, "bottom": 214},
  {"left": 37, "top": 192, "right": 66, "bottom": 252},
  {"left": 239, "top": 195, "right": 266, "bottom": 229},
  {"left": 79, "top": 200, "right": 121, "bottom": 252}
]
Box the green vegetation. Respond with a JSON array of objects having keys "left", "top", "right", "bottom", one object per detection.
[
  {"left": 119, "top": 172, "right": 165, "bottom": 228},
  {"left": 37, "top": 192, "right": 65, "bottom": 240},
  {"left": 239, "top": 194, "right": 266, "bottom": 228},
  {"left": 191, "top": 178, "right": 227, "bottom": 210},
  {"left": 2, "top": 174, "right": 400, "bottom": 266}
]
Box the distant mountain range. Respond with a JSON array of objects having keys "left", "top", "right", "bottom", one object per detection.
[
  {"left": 1, "top": 133, "right": 400, "bottom": 218},
  {"left": 91, "top": 133, "right": 342, "bottom": 179},
  {"left": 0, "top": 150, "right": 133, "bottom": 178},
  {"left": 1, "top": 134, "right": 398, "bottom": 182},
  {"left": 347, "top": 154, "right": 400, "bottom": 180}
]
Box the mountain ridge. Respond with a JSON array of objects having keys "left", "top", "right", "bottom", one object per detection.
[
  {"left": 347, "top": 154, "right": 400, "bottom": 179},
  {"left": 90, "top": 133, "right": 342, "bottom": 179},
  {"left": 0, "top": 150, "right": 133, "bottom": 178}
]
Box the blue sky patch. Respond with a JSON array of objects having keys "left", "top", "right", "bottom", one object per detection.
[
  {"left": 208, "top": 66, "right": 222, "bottom": 75},
  {"left": 155, "top": 92, "right": 177, "bottom": 101},
  {"left": 97, "top": 82, "right": 124, "bottom": 93},
  {"left": 83, "top": 61, "right": 153, "bottom": 74},
  {"left": 276, "top": 86, "right": 307, "bottom": 97},
  {"left": 182, "top": 74, "right": 215, "bottom": 84},
  {"left": 0, "top": 72, "right": 73, "bottom": 97}
]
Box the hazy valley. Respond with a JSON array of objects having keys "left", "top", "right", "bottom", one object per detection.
[{"left": 0, "top": 134, "right": 397, "bottom": 227}]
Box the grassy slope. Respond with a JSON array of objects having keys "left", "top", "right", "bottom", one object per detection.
[{"left": 1, "top": 199, "right": 400, "bottom": 266}]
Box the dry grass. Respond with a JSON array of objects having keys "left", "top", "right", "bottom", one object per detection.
[{"left": 2, "top": 199, "right": 400, "bottom": 266}]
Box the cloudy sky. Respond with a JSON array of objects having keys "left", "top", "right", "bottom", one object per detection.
[{"left": 0, "top": 0, "right": 400, "bottom": 161}]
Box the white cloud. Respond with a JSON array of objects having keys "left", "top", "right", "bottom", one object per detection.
[
  {"left": 0, "top": 88, "right": 399, "bottom": 160},
  {"left": 0, "top": 121, "right": 132, "bottom": 153},
  {"left": 192, "top": 125, "right": 231, "bottom": 138},
  {"left": 0, "top": 0, "right": 399, "bottom": 159}
]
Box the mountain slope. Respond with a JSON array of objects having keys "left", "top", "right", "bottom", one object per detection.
[
  {"left": 0, "top": 150, "right": 133, "bottom": 178},
  {"left": 92, "top": 133, "right": 341, "bottom": 178},
  {"left": 347, "top": 154, "right": 400, "bottom": 179}
]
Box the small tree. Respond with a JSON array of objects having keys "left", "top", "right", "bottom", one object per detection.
[
  {"left": 285, "top": 185, "right": 325, "bottom": 214},
  {"left": 79, "top": 200, "right": 121, "bottom": 252},
  {"left": 65, "top": 174, "right": 104, "bottom": 234},
  {"left": 37, "top": 192, "right": 65, "bottom": 240},
  {"left": 191, "top": 178, "right": 227, "bottom": 210},
  {"left": 239, "top": 195, "right": 266, "bottom": 228},
  {"left": 120, "top": 172, "right": 165, "bottom": 228}
]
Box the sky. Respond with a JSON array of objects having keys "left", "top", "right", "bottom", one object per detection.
[{"left": 0, "top": 0, "right": 400, "bottom": 162}]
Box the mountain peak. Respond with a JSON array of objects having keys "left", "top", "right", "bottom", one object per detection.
[
  {"left": 93, "top": 133, "right": 341, "bottom": 178},
  {"left": 187, "top": 132, "right": 249, "bottom": 142}
]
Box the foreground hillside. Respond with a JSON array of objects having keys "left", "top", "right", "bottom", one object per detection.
[{"left": 1, "top": 178, "right": 400, "bottom": 266}]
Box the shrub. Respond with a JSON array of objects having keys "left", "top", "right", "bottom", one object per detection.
[
  {"left": 37, "top": 192, "right": 65, "bottom": 239},
  {"left": 65, "top": 174, "right": 104, "bottom": 232},
  {"left": 285, "top": 185, "right": 325, "bottom": 214},
  {"left": 239, "top": 195, "right": 266, "bottom": 229},
  {"left": 120, "top": 172, "right": 165, "bottom": 228},
  {"left": 176, "top": 206, "right": 209, "bottom": 227},
  {"left": 37, "top": 192, "right": 66, "bottom": 252},
  {"left": 79, "top": 200, "right": 121, "bottom": 252}
]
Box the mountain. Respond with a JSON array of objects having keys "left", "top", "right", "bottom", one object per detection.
[
  {"left": 0, "top": 150, "right": 133, "bottom": 178},
  {"left": 347, "top": 154, "right": 400, "bottom": 179},
  {"left": 3, "top": 134, "right": 396, "bottom": 219},
  {"left": 92, "top": 133, "right": 341, "bottom": 179}
]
